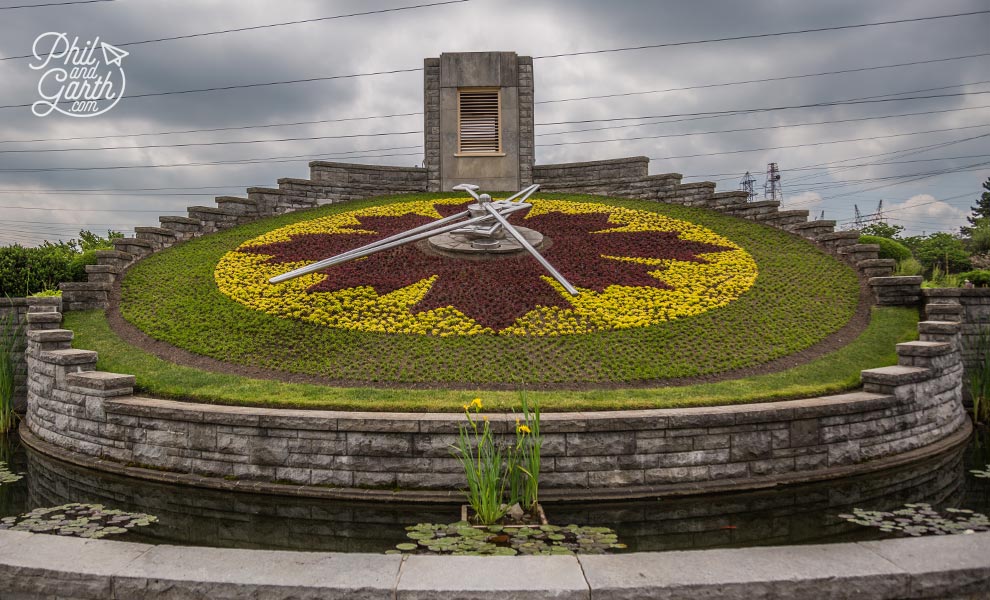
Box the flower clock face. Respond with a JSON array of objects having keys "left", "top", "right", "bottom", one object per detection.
[{"left": 214, "top": 199, "right": 758, "bottom": 336}]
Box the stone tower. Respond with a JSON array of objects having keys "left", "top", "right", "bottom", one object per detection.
[{"left": 424, "top": 51, "right": 534, "bottom": 192}]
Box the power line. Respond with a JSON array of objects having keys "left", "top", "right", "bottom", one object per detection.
[
  {"left": 835, "top": 192, "right": 974, "bottom": 223},
  {"left": 0, "top": 146, "right": 425, "bottom": 173},
  {"left": 539, "top": 79, "right": 990, "bottom": 137},
  {"left": 6, "top": 49, "right": 985, "bottom": 145},
  {"left": 531, "top": 10, "right": 990, "bottom": 60},
  {"left": 645, "top": 123, "right": 990, "bottom": 161},
  {"left": 0, "top": 67, "right": 424, "bottom": 110},
  {"left": 0, "top": 130, "right": 423, "bottom": 154},
  {"left": 0, "top": 112, "right": 423, "bottom": 144},
  {"left": 535, "top": 91, "right": 990, "bottom": 126},
  {"left": 3, "top": 8, "right": 984, "bottom": 110},
  {"left": 535, "top": 104, "right": 990, "bottom": 148},
  {"left": 0, "top": 0, "right": 111, "bottom": 10},
  {"left": 0, "top": 0, "right": 469, "bottom": 60},
  {"left": 535, "top": 52, "right": 990, "bottom": 105},
  {"left": 12, "top": 102, "right": 989, "bottom": 156}
]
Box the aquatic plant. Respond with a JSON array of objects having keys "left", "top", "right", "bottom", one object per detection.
[
  {"left": 0, "top": 312, "right": 24, "bottom": 433},
  {"left": 0, "top": 461, "right": 22, "bottom": 485},
  {"left": 839, "top": 503, "right": 990, "bottom": 536},
  {"left": 452, "top": 398, "right": 512, "bottom": 525},
  {"left": 0, "top": 503, "right": 157, "bottom": 539},
  {"left": 511, "top": 394, "right": 541, "bottom": 512},
  {"left": 391, "top": 521, "right": 625, "bottom": 556},
  {"left": 968, "top": 326, "right": 990, "bottom": 424}
]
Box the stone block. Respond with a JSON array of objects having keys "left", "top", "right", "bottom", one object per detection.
[
  {"left": 566, "top": 432, "right": 635, "bottom": 456},
  {"left": 730, "top": 431, "right": 773, "bottom": 461},
  {"left": 396, "top": 555, "right": 588, "bottom": 599},
  {"left": 578, "top": 543, "right": 910, "bottom": 599}
]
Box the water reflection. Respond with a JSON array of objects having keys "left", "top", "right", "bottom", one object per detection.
[{"left": 1, "top": 430, "right": 987, "bottom": 553}]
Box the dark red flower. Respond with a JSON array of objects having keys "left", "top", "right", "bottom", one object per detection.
[{"left": 243, "top": 203, "right": 731, "bottom": 330}]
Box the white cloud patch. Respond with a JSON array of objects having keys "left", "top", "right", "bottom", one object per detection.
[{"left": 883, "top": 194, "right": 969, "bottom": 236}]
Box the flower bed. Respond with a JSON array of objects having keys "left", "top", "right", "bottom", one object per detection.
[
  {"left": 118, "top": 193, "right": 860, "bottom": 386},
  {"left": 215, "top": 199, "right": 758, "bottom": 336}
]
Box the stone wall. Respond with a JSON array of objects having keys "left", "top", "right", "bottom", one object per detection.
[
  {"left": 22, "top": 304, "right": 970, "bottom": 498},
  {"left": 923, "top": 288, "right": 990, "bottom": 370},
  {"left": 0, "top": 296, "right": 60, "bottom": 412}
]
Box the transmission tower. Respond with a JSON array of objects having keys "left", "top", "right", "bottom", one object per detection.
[
  {"left": 763, "top": 162, "right": 782, "bottom": 203},
  {"left": 853, "top": 205, "right": 865, "bottom": 229},
  {"left": 739, "top": 171, "right": 757, "bottom": 202}
]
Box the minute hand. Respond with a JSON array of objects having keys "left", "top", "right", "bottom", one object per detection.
[{"left": 481, "top": 202, "right": 579, "bottom": 296}]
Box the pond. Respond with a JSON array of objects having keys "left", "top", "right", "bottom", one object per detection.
[{"left": 1, "top": 428, "right": 988, "bottom": 553}]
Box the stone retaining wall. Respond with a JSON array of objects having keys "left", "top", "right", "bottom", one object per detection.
[
  {"left": 22, "top": 304, "right": 970, "bottom": 498},
  {"left": 0, "top": 528, "right": 988, "bottom": 599},
  {"left": 923, "top": 288, "right": 990, "bottom": 370},
  {"left": 0, "top": 296, "right": 60, "bottom": 411}
]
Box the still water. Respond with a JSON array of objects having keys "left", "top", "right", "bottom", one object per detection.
[{"left": 1, "top": 429, "right": 988, "bottom": 553}]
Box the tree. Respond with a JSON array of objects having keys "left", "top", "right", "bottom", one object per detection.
[
  {"left": 916, "top": 232, "right": 971, "bottom": 274},
  {"left": 968, "top": 177, "right": 990, "bottom": 226},
  {"left": 859, "top": 222, "right": 904, "bottom": 239}
]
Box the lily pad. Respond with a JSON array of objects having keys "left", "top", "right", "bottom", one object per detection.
[
  {"left": 839, "top": 504, "right": 990, "bottom": 538},
  {"left": 0, "top": 504, "right": 157, "bottom": 539}
]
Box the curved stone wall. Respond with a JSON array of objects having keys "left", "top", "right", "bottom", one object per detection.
[{"left": 20, "top": 304, "right": 971, "bottom": 499}]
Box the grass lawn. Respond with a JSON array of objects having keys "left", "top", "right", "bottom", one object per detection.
[
  {"left": 117, "top": 193, "right": 862, "bottom": 386},
  {"left": 65, "top": 306, "right": 918, "bottom": 412}
]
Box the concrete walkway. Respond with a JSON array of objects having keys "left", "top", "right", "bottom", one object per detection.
[{"left": 0, "top": 529, "right": 988, "bottom": 599}]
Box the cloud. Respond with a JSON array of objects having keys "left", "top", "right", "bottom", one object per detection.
[
  {"left": 0, "top": 0, "right": 986, "bottom": 244},
  {"left": 883, "top": 193, "right": 969, "bottom": 235}
]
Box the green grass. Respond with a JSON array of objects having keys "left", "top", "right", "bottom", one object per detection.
[
  {"left": 117, "top": 193, "right": 862, "bottom": 386},
  {"left": 65, "top": 306, "right": 918, "bottom": 412}
]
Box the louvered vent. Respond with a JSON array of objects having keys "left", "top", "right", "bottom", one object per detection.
[{"left": 458, "top": 89, "right": 501, "bottom": 153}]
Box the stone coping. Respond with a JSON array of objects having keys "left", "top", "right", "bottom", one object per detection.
[
  {"left": 101, "top": 390, "right": 904, "bottom": 432},
  {"left": 0, "top": 529, "right": 987, "bottom": 599}
]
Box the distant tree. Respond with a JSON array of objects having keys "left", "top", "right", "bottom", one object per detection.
[
  {"left": 968, "top": 177, "right": 990, "bottom": 226},
  {"left": 916, "top": 232, "right": 971, "bottom": 274},
  {"left": 859, "top": 222, "right": 904, "bottom": 239},
  {"left": 968, "top": 218, "right": 990, "bottom": 254}
]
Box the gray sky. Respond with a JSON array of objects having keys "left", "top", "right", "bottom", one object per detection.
[{"left": 0, "top": 0, "right": 988, "bottom": 246}]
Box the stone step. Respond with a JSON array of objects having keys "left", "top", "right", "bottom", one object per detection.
[
  {"left": 159, "top": 216, "right": 202, "bottom": 240},
  {"left": 755, "top": 210, "right": 810, "bottom": 228},
  {"left": 187, "top": 206, "right": 241, "bottom": 230},
  {"left": 94, "top": 249, "right": 134, "bottom": 270},
  {"left": 709, "top": 191, "right": 749, "bottom": 209},
  {"left": 857, "top": 258, "right": 896, "bottom": 279},
  {"left": 135, "top": 226, "right": 178, "bottom": 250},
  {"left": 111, "top": 237, "right": 154, "bottom": 258},
  {"left": 84, "top": 263, "right": 117, "bottom": 284},
  {"left": 215, "top": 196, "right": 259, "bottom": 216}
]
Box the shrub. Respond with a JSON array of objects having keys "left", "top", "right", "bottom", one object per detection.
[
  {"left": 859, "top": 235, "right": 912, "bottom": 262},
  {"left": 959, "top": 270, "right": 990, "bottom": 287},
  {"left": 895, "top": 257, "right": 924, "bottom": 276},
  {"left": 0, "top": 230, "right": 120, "bottom": 296}
]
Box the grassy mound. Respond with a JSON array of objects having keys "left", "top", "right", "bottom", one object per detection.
[
  {"left": 66, "top": 306, "right": 918, "bottom": 411},
  {"left": 118, "top": 193, "right": 861, "bottom": 386}
]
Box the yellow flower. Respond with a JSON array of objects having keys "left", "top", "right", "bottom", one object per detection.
[
  {"left": 470, "top": 398, "right": 483, "bottom": 410},
  {"left": 517, "top": 424, "right": 531, "bottom": 434},
  {"left": 462, "top": 404, "right": 469, "bottom": 411}
]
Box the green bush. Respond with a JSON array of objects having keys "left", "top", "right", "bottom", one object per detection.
[
  {"left": 959, "top": 270, "right": 990, "bottom": 287},
  {"left": 895, "top": 257, "right": 924, "bottom": 276},
  {"left": 0, "top": 231, "right": 119, "bottom": 297},
  {"left": 859, "top": 235, "right": 912, "bottom": 262},
  {"left": 0, "top": 244, "right": 78, "bottom": 296}
]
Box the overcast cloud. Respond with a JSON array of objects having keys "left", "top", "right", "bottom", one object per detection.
[{"left": 0, "top": 0, "right": 987, "bottom": 245}]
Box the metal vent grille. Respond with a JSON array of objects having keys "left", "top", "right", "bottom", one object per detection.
[{"left": 458, "top": 89, "right": 501, "bottom": 153}]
